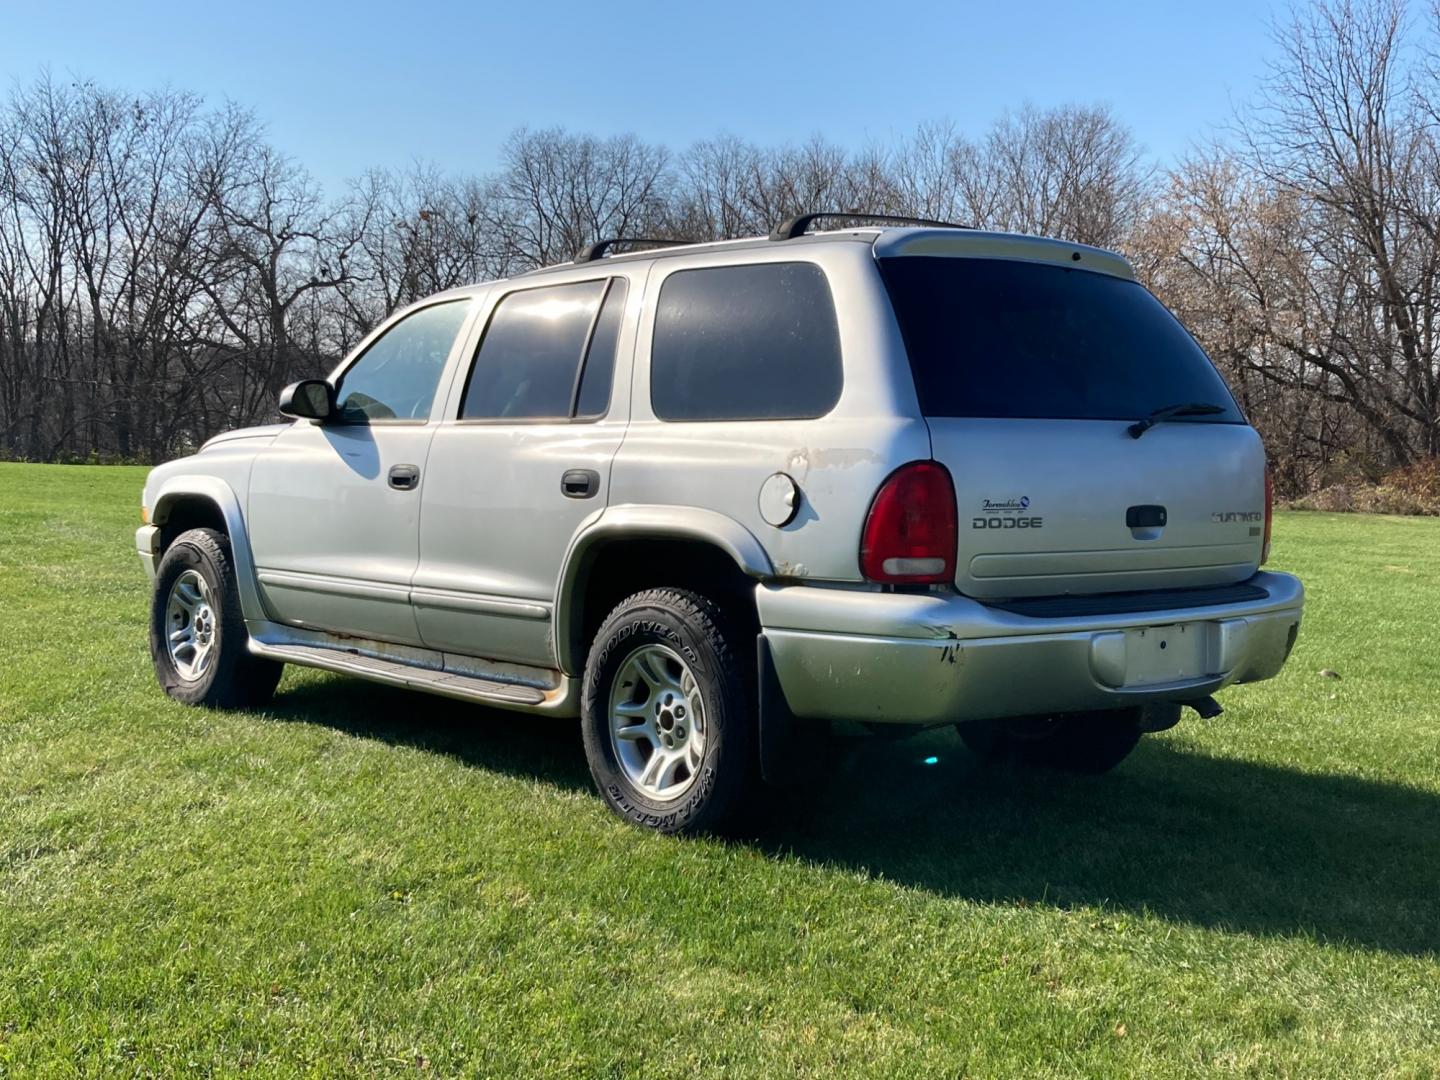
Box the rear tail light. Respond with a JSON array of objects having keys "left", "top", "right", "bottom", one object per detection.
[
  {"left": 1262, "top": 465, "right": 1274, "bottom": 564},
  {"left": 860, "top": 461, "right": 957, "bottom": 584}
]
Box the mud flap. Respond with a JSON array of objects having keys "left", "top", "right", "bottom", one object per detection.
[{"left": 757, "top": 635, "right": 800, "bottom": 786}]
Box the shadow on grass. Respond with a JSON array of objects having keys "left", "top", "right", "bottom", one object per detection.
[
  {"left": 266, "top": 676, "right": 1438, "bottom": 958},
  {"left": 768, "top": 735, "right": 1440, "bottom": 959},
  {"left": 261, "top": 676, "right": 595, "bottom": 793}
]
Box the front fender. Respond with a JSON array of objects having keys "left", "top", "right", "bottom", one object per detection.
[
  {"left": 552, "top": 504, "right": 773, "bottom": 675},
  {"left": 150, "top": 476, "right": 267, "bottom": 622}
]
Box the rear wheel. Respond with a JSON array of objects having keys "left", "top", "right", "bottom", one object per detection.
[
  {"left": 957, "top": 709, "right": 1142, "bottom": 774},
  {"left": 150, "top": 528, "right": 283, "bottom": 708},
  {"left": 581, "top": 588, "right": 755, "bottom": 834}
]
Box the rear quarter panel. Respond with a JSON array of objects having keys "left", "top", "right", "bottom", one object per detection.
[{"left": 609, "top": 243, "right": 928, "bottom": 582}]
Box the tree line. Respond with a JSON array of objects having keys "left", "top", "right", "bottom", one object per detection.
[{"left": 1, "top": 0, "right": 1437, "bottom": 493}]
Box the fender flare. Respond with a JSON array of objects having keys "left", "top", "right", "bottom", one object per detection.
[
  {"left": 151, "top": 477, "right": 268, "bottom": 622},
  {"left": 553, "top": 504, "right": 773, "bottom": 676}
]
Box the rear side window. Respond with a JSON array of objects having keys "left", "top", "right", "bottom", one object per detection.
[
  {"left": 880, "top": 257, "right": 1243, "bottom": 423},
  {"left": 650, "top": 263, "right": 842, "bottom": 422},
  {"left": 461, "top": 278, "right": 626, "bottom": 420}
]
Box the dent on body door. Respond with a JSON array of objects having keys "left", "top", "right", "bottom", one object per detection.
[
  {"left": 248, "top": 299, "right": 473, "bottom": 644},
  {"left": 414, "top": 276, "right": 632, "bottom": 666}
]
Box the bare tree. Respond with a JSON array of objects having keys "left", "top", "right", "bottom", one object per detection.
[
  {"left": 3, "top": 13, "right": 1436, "bottom": 485},
  {"left": 673, "top": 134, "right": 768, "bottom": 240},
  {"left": 1162, "top": 0, "right": 1440, "bottom": 469},
  {"left": 195, "top": 127, "right": 358, "bottom": 432},
  {"left": 888, "top": 122, "right": 969, "bottom": 222},
  {"left": 486, "top": 128, "right": 670, "bottom": 268},
  {"left": 974, "top": 103, "right": 1152, "bottom": 247}
]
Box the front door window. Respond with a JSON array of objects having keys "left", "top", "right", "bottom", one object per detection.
[{"left": 335, "top": 300, "right": 472, "bottom": 422}]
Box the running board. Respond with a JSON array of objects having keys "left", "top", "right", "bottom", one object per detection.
[{"left": 248, "top": 639, "right": 572, "bottom": 713}]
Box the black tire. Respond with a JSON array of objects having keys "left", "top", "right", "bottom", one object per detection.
[
  {"left": 580, "top": 588, "right": 755, "bottom": 834},
  {"left": 956, "top": 709, "right": 1143, "bottom": 774},
  {"left": 149, "top": 527, "right": 283, "bottom": 709}
]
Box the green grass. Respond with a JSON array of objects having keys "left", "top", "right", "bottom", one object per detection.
[{"left": 1, "top": 461, "right": 1438, "bottom": 1078}]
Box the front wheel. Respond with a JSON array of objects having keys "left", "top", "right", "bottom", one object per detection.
[
  {"left": 150, "top": 528, "right": 283, "bottom": 709},
  {"left": 580, "top": 588, "right": 755, "bottom": 834},
  {"left": 957, "top": 709, "right": 1143, "bottom": 774}
]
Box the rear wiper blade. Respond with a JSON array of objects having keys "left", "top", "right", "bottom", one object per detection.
[{"left": 1127, "top": 402, "right": 1226, "bottom": 439}]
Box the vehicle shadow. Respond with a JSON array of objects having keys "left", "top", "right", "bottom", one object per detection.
[
  {"left": 262, "top": 676, "right": 595, "bottom": 793},
  {"left": 763, "top": 734, "right": 1440, "bottom": 958},
  {"left": 263, "top": 676, "right": 1439, "bottom": 958}
]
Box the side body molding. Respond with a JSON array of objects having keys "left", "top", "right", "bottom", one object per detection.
[
  {"left": 553, "top": 504, "right": 774, "bottom": 676},
  {"left": 150, "top": 476, "right": 268, "bottom": 623}
]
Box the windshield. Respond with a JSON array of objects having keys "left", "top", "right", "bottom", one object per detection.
[{"left": 879, "top": 256, "right": 1243, "bottom": 423}]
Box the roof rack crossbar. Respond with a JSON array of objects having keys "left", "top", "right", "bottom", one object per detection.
[
  {"left": 768, "top": 212, "right": 971, "bottom": 242},
  {"left": 574, "top": 237, "right": 697, "bottom": 263}
]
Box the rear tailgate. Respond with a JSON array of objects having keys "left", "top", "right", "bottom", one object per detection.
[
  {"left": 929, "top": 417, "right": 1265, "bottom": 598},
  {"left": 877, "top": 239, "right": 1265, "bottom": 599}
]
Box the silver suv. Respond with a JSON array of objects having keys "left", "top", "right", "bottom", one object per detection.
[{"left": 136, "top": 213, "right": 1304, "bottom": 833}]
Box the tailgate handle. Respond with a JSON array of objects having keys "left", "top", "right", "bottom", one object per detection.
[{"left": 1126, "top": 505, "right": 1167, "bottom": 528}]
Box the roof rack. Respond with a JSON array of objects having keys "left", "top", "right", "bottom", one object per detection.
[
  {"left": 574, "top": 237, "right": 697, "bottom": 263},
  {"left": 769, "top": 212, "right": 970, "bottom": 242}
]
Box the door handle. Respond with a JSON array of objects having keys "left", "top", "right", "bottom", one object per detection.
[
  {"left": 388, "top": 464, "right": 421, "bottom": 491},
  {"left": 561, "top": 468, "right": 600, "bottom": 499}
]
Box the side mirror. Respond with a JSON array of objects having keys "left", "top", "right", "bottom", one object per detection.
[{"left": 278, "top": 379, "right": 334, "bottom": 421}]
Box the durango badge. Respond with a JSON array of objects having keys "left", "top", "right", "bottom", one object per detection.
[{"left": 1211, "top": 510, "right": 1264, "bottom": 523}]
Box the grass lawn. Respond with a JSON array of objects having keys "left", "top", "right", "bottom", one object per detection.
[{"left": 1, "top": 460, "right": 1438, "bottom": 1078}]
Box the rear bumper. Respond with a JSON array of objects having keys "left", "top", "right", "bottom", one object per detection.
[
  {"left": 757, "top": 571, "right": 1303, "bottom": 725},
  {"left": 136, "top": 525, "right": 161, "bottom": 581}
]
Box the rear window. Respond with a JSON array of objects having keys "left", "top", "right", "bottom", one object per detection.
[
  {"left": 650, "top": 262, "right": 842, "bottom": 422},
  {"left": 880, "top": 257, "right": 1243, "bottom": 422}
]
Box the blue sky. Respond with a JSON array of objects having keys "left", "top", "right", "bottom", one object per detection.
[{"left": 1, "top": 0, "right": 1281, "bottom": 197}]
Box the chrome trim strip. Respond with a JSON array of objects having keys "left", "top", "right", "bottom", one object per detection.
[
  {"left": 257, "top": 569, "right": 411, "bottom": 604},
  {"left": 410, "top": 587, "right": 550, "bottom": 621}
]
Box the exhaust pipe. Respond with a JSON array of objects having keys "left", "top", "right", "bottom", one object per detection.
[
  {"left": 1183, "top": 695, "right": 1224, "bottom": 720},
  {"left": 1137, "top": 697, "right": 1224, "bottom": 733}
]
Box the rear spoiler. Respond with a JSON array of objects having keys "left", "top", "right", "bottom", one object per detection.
[{"left": 872, "top": 230, "right": 1136, "bottom": 280}]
